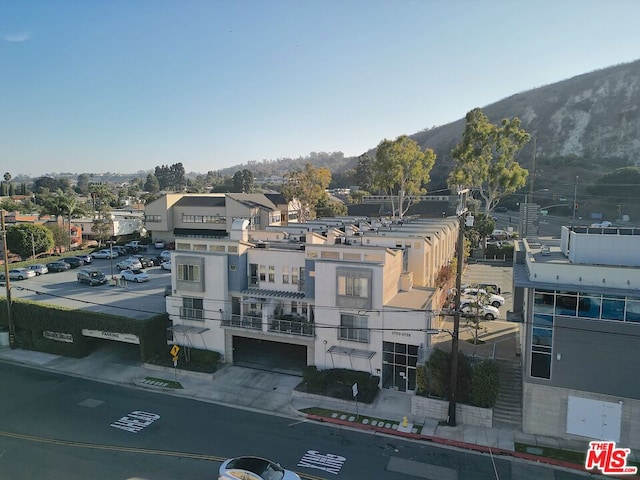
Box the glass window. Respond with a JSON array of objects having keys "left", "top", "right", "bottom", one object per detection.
[
  {"left": 555, "top": 293, "right": 577, "bottom": 316},
  {"left": 602, "top": 297, "right": 625, "bottom": 321},
  {"left": 291, "top": 267, "right": 299, "bottom": 285},
  {"left": 531, "top": 352, "right": 551, "bottom": 379},
  {"left": 532, "top": 314, "right": 553, "bottom": 327},
  {"left": 268, "top": 265, "right": 275, "bottom": 283},
  {"left": 282, "top": 266, "right": 289, "bottom": 284},
  {"left": 177, "top": 264, "right": 200, "bottom": 282},
  {"left": 578, "top": 295, "right": 601, "bottom": 319},
  {"left": 259, "top": 265, "right": 266, "bottom": 282},
  {"left": 339, "top": 314, "right": 369, "bottom": 343},
  {"left": 626, "top": 300, "right": 640, "bottom": 323},
  {"left": 533, "top": 290, "right": 555, "bottom": 314},
  {"left": 532, "top": 327, "right": 553, "bottom": 347},
  {"left": 337, "top": 276, "right": 369, "bottom": 298}
]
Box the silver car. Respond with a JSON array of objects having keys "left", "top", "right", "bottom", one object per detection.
[
  {"left": 1, "top": 268, "right": 37, "bottom": 281},
  {"left": 218, "top": 457, "right": 301, "bottom": 480},
  {"left": 28, "top": 264, "right": 49, "bottom": 275}
]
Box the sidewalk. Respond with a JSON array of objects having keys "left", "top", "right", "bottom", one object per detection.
[{"left": 0, "top": 344, "right": 616, "bottom": 478}]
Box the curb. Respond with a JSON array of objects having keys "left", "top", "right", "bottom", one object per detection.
[{"left": 304, "top": 413, "right": 596, "bottom": 476}]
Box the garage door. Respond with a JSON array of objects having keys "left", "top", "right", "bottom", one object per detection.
[{"left": 232, "top": 336, "right": 307, "bottom": 375}]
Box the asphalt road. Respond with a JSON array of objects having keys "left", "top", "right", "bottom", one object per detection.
[
  {"left": 0, "top": 364, "right": 590, "bottom": 480},
  {"left": 6, "top": 255, "right": 171, "bottom": 319}
]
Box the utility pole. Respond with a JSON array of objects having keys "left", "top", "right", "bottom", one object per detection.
[
  {"left": 572, "top": 176, "right": 579, "bottom": 220},
  {"left": 1, "top": 210, "right": 15, "bottom": 349},
  {"left": 447, "top": 188, "right": 471, "bottom": 427}
]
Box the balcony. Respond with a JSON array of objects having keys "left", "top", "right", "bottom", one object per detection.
[
  {"left": 222, "top": 314, "right": 262, "bottom": 331},
  {"left": 268, "top": 314, "right": 314, "bottom": 337},
  {"left": 179, "top": 307, "right": 204, "bottom": 321}
]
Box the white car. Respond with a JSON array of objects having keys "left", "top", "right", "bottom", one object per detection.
[
  {"left": 121, "top": 269, "right": 150, "bottom": 283},
  {"left": 461, "top": 288, "right": 505, "bottom": 308},
  {"left": 218, "top": 456, "right": 301, "bottom": 480},
  {"left": 91, "top": 249, "right": 119, "bottom": 259},
  {"left": 159, "top": 250, "right": 172, "bottom": 262},
  {"left": 460, "top": 302, "right": 499, "bottom": 321},
  {"left": 116, "top": 258, "right": 143, "bottom": 271},
  {"left": 154, "top": 239, "right": 165, "bottom": 249},
  {"left": 160, "top": 261, "right": 171, "bottom": 271},
  {"left": 0, "top": 268, "right": 37, "bottom": 281}
]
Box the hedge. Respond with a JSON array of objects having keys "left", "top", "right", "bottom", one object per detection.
[{"left": 301, "top": 367, "right": 380, "bottom": 404}]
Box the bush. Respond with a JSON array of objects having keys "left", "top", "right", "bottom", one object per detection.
[
  {"left": 423, "top": 348, "right": 473, "bottom": 404},
  {"left": 300, "top": 368, "right": 380, "bottom": 404},
  {"left": 471, "top": 360, "right": 500, "bottom": 407}
]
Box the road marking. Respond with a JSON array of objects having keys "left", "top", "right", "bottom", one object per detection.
[
  {"left": 111, "top": 411, "right": 160, "bottom": 433},
  {"left": 298, "top": 450, "right": 346, "bottom": 475}
]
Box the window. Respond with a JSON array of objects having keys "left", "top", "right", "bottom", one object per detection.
[
  {"left": 291, "top": 267, "right": 299, "bottom": 285},
  {"left": 268, "top": 265, "right": 275, "bottom": 283},
  {"left": 338, "top": 276, "right": 369, "bottom": 298},
  {"left": 339, "top": 314, "right": 369, "bottom": 343},
  {"left": 291, "top": 301, "right": 297, "bottom": 313},
  {"left": 177, "top": 264, "right": 200, "bottom": 282},
  {"left": 145, "top": 215, "right": 161, "bottom": 223},
  {"left": 282, "top": 266, "right": 289, "bottom": 284},
  {"left": 249, "top": 264, "right": 258, "bottom": 286},
  {"left": 259, "top": 265, "right": 266, "bottom": 282},
  {"left": 180, "top": 297, "right": 204, "bottom": 320},
  {"left": 531, "top": 289, "right": 554, "bottom": 380}
]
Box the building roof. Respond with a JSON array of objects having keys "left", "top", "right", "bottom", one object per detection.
[
  {"left": 227, "top": 193, "right": 278, "bottom": 210},
  {"left": 174, "top": 196, "right": 226, "bottom": 207}
]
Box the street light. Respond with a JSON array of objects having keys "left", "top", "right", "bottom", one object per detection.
[{"left": 447, "top": 189, "right": 472, "bottom": 427}]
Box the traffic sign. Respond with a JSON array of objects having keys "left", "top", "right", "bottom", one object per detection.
[{"left": 170, "top": 345, "right": 180, "bottom": 357}]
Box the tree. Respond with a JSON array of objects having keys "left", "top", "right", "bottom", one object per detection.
[
  {"left": 449, "top": 108, "right": 530, "bottom": 215},
  {"left": 3, "top": 172, "right": 11, "bottom": 196},
  {"left": 373, "top": 135, "right": 436, "bottom": 219},
  {"left": 46, "top": 224, "right": 67, "bottom": 252},
  {"left": 144, "top": 174, "right": 160, "bottom": 193},
  {"left": 355, "top": 154, "right": 376, "bottom": 191},
  {"left": 315, "top": 196, "right": 348, "bottom": 218},
  {"left": 75, "top": 173, "right": 90, "bottom": 194},
  {"left": 465, "top": 212, "right": 495, "bottom": 251},
  {"left": 6, "top": 224, "right": 54, "bottom": 259},
  {"left": 281, "top": 163, "right": 332, "bottom": 222}
]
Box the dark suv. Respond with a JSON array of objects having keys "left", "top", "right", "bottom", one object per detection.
[{"left": 77, "top": 268, "right": 107, "bottom": 286}]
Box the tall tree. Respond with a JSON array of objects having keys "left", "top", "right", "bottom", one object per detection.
[
  {"left": 6, "top": 223, "right": 54, "bottom": 259},
  {"left": 282, "top": 163, "right": 332, "bottom": 222},
  {"left": 355, "top": 154, "right": 376, "bottom": 191},
  {"left": 144, "top": 173, "right": 160, "bottom": 193},
  {"left": 373, "top": 135, "right": 436, "bottom": 219},
  {"left": 3, "top": 172, "right": 11, "bottom": 196},
  {"left": 449, "top": 108, "right": 530, "bottom": 215},
  {"left": 75, "top": 173, "right": 90, "bottom": 194}
]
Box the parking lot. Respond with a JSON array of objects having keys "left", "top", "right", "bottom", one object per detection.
[{"left": 5, "top": 255, "right": 171, "bottom": 320}]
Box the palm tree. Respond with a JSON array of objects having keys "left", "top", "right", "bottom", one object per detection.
[{"left": 3, "top": 172, "right": 11, "bottom": 196}]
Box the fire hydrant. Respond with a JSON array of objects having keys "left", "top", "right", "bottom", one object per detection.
[{"left": 402, "top": 416, "right": 409, "bottom": 428}]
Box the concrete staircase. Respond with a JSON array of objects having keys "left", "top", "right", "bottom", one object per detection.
[{"left": 493, "top": 359, "right": 523, "bottom": 429}]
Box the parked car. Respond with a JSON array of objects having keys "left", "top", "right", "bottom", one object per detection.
[
  {"left": 121, "top": 269, "right": 150, "bottom": 283},
  {"left": 160, "top": 261, "right": 171, "bottom": 271},
  {"left": 490, "top": 229, "right": 511, "bottom": 241},
  {"left": 77, "top": 268, "right": 107, "bottom": 286},
  {"left": 218, "top": 456, "right": 301, "bottom": 480},
  {"left": 461, "top": 288, "right": 505, "bottom": 308},
  {"left": 0, "top": 268, "right": 36, "bottom": 280},
  {"left": 46, "top": 261, "right": 72, "bottom": 272},
  {"left": 124, "top": 240, "right": 148, "bottom": 251},
  {"left": 460, "top": 302, "right": 499, "bottom": 321},
  {"left": 133, "top": 255, "right": 157, "bottom": 268},
  {"left": 159, "top": 250, "right": 172, "bottom": 262},
  {"left": 116, "top": 258, "right": 143, "bottom": 271},
  {"left": 74, "top": 253, "right": 93, "bottom": 264},
  {"left": 62, "top": 257, "right": 85, "bottom": 268},
  {"left": 111, "top": 246, "right": 130, "bottom": 256},
  {"left": 154, "top": 239, "right": 165, "bottom": 249},
  {"left": 495, "top": 206, "right": 508, "bottom": 213},
  {"left": 91, "top": 249, "right": 119, "bottom": 259},
  {"left": 28, "top": 264, "right": 49, "bottom": 275},
  {"left": 463, "top": 282, "right": 501, "bottom": 294}
]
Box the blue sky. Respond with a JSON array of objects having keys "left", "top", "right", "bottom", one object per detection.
[{"left": 2, "top": 1, "right": 640, "bottom": 177}]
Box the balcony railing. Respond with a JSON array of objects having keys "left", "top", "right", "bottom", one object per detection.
[
  {"left": 179, "top": 307, "right": 204, "bottom": 320},
  {"left": 222, "top": 314, "right": 262, "bottom": 331},
  {"left": 268, "top": 316, "right": 314, "bottom": 337}
]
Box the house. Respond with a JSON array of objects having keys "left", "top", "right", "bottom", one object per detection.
[
  {"left": 143, "top": 193, "right": 296, "bottom": 243},
  {"left": 513, "top": 226, "right": 640, "bottom": 449},
  {"left": 164, "top": 215, "right": 459, "bottom": 392}
]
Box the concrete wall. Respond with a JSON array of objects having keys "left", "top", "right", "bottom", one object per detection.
[
  {"left": 523, "top": 383, "right": 640, "bottom": 450},
  {"left": 411, "top": 396, "right": 493, "bottom": 428}
]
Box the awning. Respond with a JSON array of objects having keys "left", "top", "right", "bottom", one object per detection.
[
  {"left": 327, "top": 345, "right": 376, "bottom": 359},
  {"left": 168, "top": 325, "right": 209, "bottom": 334},
  {"left": 241, "top": 288, "right": 306, "bottom": 301}
]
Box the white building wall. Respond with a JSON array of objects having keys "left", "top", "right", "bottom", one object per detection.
[{"left": 167, "top": 253, "right": 228, "bottom": 354}]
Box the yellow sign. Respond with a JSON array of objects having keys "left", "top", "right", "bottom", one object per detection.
[{"left": 170, "top": 345, "right": 180, "bottom": 357}]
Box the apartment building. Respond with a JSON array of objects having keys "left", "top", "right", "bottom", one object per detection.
[
  {"left": 513, "top": 225, "right": 640, "bottom": 449},
  {"left": 165, "top": 216, "right": 459, "bottom": 392},
  {"left": 143, "top": 193, "right": 294, "bottom": 243}
]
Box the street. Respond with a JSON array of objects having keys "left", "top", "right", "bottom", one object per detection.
[{"left": 0, "top": 364, "right": 591, "bottom": 479}]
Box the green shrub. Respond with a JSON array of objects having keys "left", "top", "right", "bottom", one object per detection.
[
  {"left": 424, "top": 348, "right": 473, "bottom": 403},
  {"left": 471, "top": 360, "right": 500, "bottom": 407},
  {"left": 300, "top": 368, "right": 380, "bottom": 404}
]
